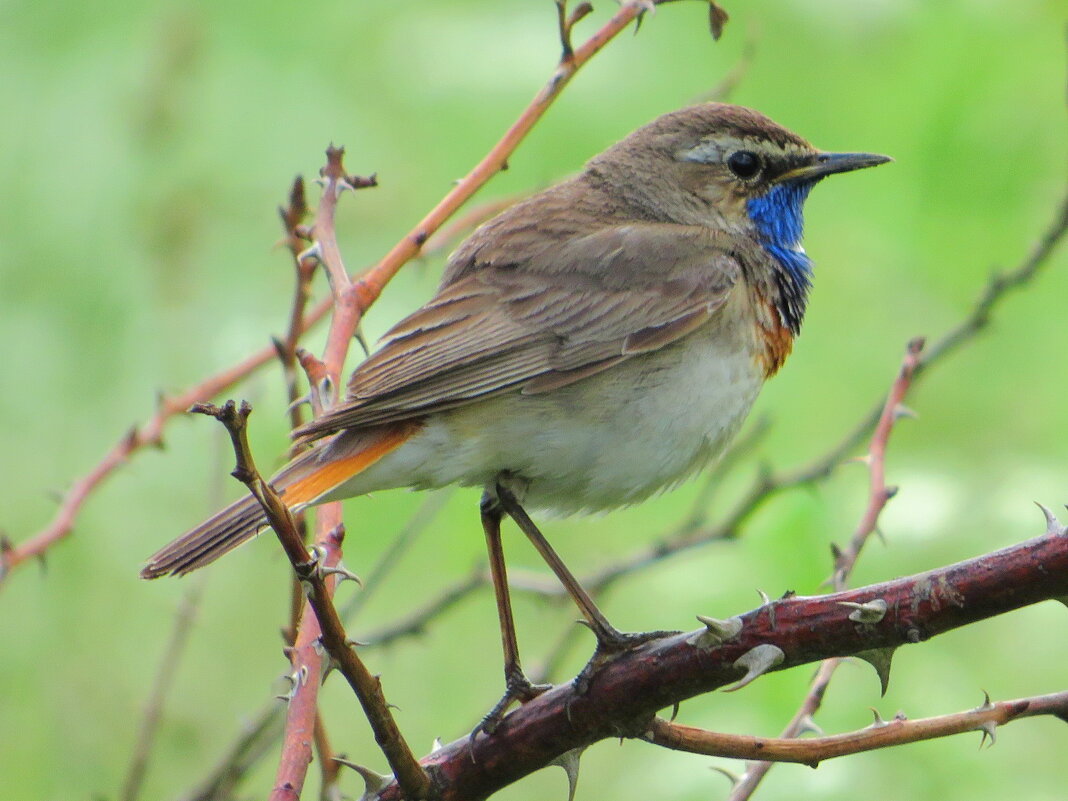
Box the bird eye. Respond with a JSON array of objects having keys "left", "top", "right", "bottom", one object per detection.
[{"left": 727, "top": 150, "right": 762, "bottom": 180}]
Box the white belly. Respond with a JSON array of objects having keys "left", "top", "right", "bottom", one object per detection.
[{"left": 326, "top": 311, "right": 766, "bottom": 515}]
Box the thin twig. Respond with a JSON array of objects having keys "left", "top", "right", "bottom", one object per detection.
[
  {"left": 362, "top": 567, "right": 486, "bottom": 647},
  {"left": 271, "top": 146, "right": 429, "bottom": 800},
  {"left": 120, "top": 577, "right": 207, "bottom": 801},
  {"left": 346, "top": 0, "right": 691, "bottom": 324},
  {"left": 647, "top": 690, "right": 1068, "bottom": 765},
  {"left": 728, "top": 338, "right": 925, "bottom": 801},
  {"left": 313, "top": 713, "right": 341, "bottom": 801}
]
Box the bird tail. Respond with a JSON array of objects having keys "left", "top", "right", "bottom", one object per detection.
[{"left": 140, "top": 422, "right": 418, "bottom": 579}]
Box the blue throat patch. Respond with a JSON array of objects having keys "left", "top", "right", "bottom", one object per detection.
[{"left": 745, "top": 182, "right": 814, "bottom": 289}]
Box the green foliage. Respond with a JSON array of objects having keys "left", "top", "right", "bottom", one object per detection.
[{"left": 2, "top": 2, "right": 1065, "bottom": 800}]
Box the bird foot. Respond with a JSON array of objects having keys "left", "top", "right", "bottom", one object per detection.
[
  {"left": 573, "top": 625, "right": 678, "bottom": 695},
  {"left": 472, "top": 667, "right": 553, "bottom": 738}
]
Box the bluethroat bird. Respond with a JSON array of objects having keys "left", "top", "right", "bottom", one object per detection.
[{"left": 142, "top": 103, "right": 889, "bottom": 727}]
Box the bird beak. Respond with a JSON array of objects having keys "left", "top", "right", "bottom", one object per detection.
[{"left": 774, "top": 151, "right": 892, "bottom": 184}]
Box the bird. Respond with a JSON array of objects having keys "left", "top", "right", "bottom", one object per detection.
[{"left": 142, "top": 102, "right": 889, "bottom": 729}]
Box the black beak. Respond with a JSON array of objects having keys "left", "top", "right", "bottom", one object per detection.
[{"left": 774, "top": 151, "right": 892, "bottom": 184}]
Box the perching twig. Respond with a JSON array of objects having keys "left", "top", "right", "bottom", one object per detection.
[{"left": 373, "top": 523, "right": 1068, "bottom": 801}]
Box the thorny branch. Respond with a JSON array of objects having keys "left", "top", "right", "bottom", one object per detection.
[
  {"left": 371, "top": 524, "right": 1068, "bottom": 801},
  {"left": 174, "top": 494, "right": 450, "bottom": 801},
  {"left": 191, "top": 399, "right": 430, "bottom": 801},
  {"left": 266, "top": 146, "right": 429, "bottom": 801}
]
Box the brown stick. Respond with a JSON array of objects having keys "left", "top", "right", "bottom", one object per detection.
[{"left": 647, "top": 691, "right": 1068, "bottom": 765}]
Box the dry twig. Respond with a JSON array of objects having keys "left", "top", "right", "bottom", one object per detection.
[{"left": 647, "top": 691, "right": 1068, "bottom": 765}]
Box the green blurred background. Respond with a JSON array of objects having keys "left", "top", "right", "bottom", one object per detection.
[{"left": 3, "top": 1, "right": 1066, "bottom": 799}]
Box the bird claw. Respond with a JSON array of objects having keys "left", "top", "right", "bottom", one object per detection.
[
  {"left": 573, "top": 625, "right": 677, "bottom": 694},
  {"left": 471, "top": 668, "right": 552, "bottom": 739}
]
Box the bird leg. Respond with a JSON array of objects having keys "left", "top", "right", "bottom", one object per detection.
[
  {"left": 494, "top": 481, "right": 675, "bottom": 692},
  {"left": 475, "top": 490, "right": 551, "bottom": 736}
]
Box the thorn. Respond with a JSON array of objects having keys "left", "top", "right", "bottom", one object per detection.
[
  {"left": 354, "top": 325, "right": 371, "bottom": 358},
  {"left": 868, "top": 707, "right": 887, "bottom": 728},
  {"left": 1035, "top": 501, "right": 1067, "bottom": 536},
  {"left": 797, "top": 714, "right": 823, "bottom": 736},
  {"left": 723, "top": 644, "right": 785, "bottom": 692},
  {"left": 892, "top": 403, "right": 918, "bottom": 421},
  {"left": 710, "top": 764, "right": 742, "bottom": 786},
  {"left": 669, "top": 702, "right": 680, "bottom": 722},
  {"left": 978, "top": 720, "right": 997, "bottom": 748},
  {"left": 854, "top": 647, "right": 896, "bottom": 696},
  {"left": 319, "top": 561, "right": 363, "bottom": 587},
  {"left": 549, "top": 746, "right": 586, "bottom": 801},
  {"left": 976, "top": 690, "right": 994, "bottom": 711},
  {"left": 334, "top": 757, "right": 392, "bottom": 801},
  {"left": 312, "top": 374, "right": 337, "bottom": 411},
  {"left": 756, "top": 589, "right": 777, "bottom": 628},
  {"left": 688, "top": 615, "right": 743, "bottom": 650},
  {"left": 430, "top": 737, "right": 444, "bottom": 753},
  {"left": 839, "top": 598, "right": 888, "bottom": 624},
  {"left": 297, "top": 241, "right": 322, "bottom": 266},
  {"left": 275, "top": 665, "right": 309, "bottom": 700},
  {"left": 285, "top": 394, "right": 311, "bottom": 415}
]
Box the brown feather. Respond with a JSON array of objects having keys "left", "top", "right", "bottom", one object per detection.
[{"left": 295, "top": 222, "right": 739, "bottom": 441}]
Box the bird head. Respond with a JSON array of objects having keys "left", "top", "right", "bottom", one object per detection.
[{"left": 587, "top": 103, "right": 890, "bottom": 278}]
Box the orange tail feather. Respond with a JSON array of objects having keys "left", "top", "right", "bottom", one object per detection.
[{"left": 140, "top": 422, "right": 418, "bottom": 578}]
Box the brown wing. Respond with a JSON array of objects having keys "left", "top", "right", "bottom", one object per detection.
[{"left": 295, "top": 223, "right": 740, "bottom": 440}]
